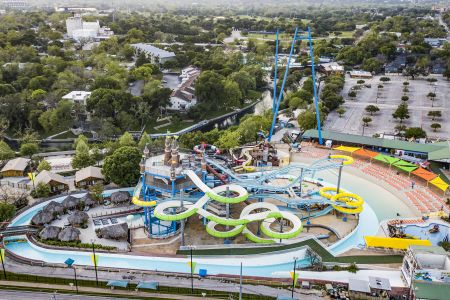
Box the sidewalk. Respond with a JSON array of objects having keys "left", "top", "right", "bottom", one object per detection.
[{"left": 0, "top": 280, "right": 214, "bottom": 299}]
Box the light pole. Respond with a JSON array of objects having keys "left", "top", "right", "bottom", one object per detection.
[
  {"left": 239, "top": 262, "right": 243, "bottom": 300},
  {"left": 64, "top": 258, "right": 78, "bottom": 293},
  {"left": 291, "top": 257, "right": 298, "bottom": 298},
  {"left": 186, "top": 245, "right": 195, "bottom": 294},
  {"left": 91, "top": 240, "right": 98, "bottom": 286}
]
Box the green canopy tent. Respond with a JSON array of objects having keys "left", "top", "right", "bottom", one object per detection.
[
  {"left": 392, "top": 160, "right": 419, "bottom": 174},
  {"left": 373, "top": 154, "right": 400, "bottom": 167}
]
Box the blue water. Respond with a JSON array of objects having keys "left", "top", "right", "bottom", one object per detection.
[
  {"left": 403, "top": 223, "right": 450, "bottom": 246},
  {"left": 5, "top": 171, "right": 384, "bottom": 276},
  {"left": 5, "top": 237, "right": 309, "bottom": 277}
]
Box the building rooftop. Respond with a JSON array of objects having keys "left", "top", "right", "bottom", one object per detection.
[
  {"left": 62, "top": 91, "right": 92, "bottom": 101},
  {"left": 410, "top": 245, "right": 448, "bottom": 255},
  {"left": 303, "top": 130, "right": 450, "bottom": 158},
  {"left": 131, "top": 43, "right": 175, "bottom": 59},
  {"left": 348, "top": 278, "right": 371, "bottom": 293},
  {"left": 1, "top": 157, "right": 30, "bottom": 173},
  {"left": 75, "top": 166, "right": 104, "bottom": 183},
  {"left": 369, "top": 276, "right": 391, "bottom": 291},
  {"left": 33, "top": 170, "right": 68, "bottom": 186},
  {"left": 412, "top": 281, "right": 449, "bottom": 300}
]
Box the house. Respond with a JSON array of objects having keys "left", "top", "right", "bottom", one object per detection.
[
  {"left": 130, "top": 43, "right": 176, "bottom": 66},
  {"left": 0, "top": 157, "right": 31, "bottom": 177},
  {"left": 168, "top": 66, "right": 201, "bottom": 111},
  {"left": 319, "top": 62, "right": 344, "bottom": 75},
  {"left": 75, "top": 166, "right": 104, "bottom": 188},
  {"left": 62, "top": 91, "right": 92, "bottom": 106},
  {"left": 32, "top": 170, "right": 69, "bottom": 193},
  {"left": 349, "top": 70, "right": 373, "bottom": 79},
  {"left": 348, "top": 276, "right": 391, "bottom": 299},
  {"left": 385, "top": 54, "right": 407, "bottom": 74},
  {"left": 424, "top": 38, "right": 447, "bottom": 48},
  {"left": 430, "top": 60, "right": 446, "bottom": 75},
  {"left": 402, "top": 245, "right": 450, "bottom": 289}
]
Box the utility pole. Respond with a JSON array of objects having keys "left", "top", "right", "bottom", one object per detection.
[
  {"left": 291, "top": 257, "right": 298, "bottom": 298},
  {"left": 91, "top": 241, "right": 98, "bottom": 286},
  {"left": 239, "top": 262, "right": 243, "bottom": 300}
]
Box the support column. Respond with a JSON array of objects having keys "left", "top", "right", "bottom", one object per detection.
[{"left": 337, "top": 162, "right": 343, "bottom": 194}]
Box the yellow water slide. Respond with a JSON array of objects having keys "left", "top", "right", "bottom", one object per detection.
[{"left": 131, "top": 180, "right": 157, "bottom": 207}]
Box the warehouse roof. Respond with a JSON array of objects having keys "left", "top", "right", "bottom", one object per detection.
[{"left": 130, "top": 43, "right": 175, "bottom": 59}]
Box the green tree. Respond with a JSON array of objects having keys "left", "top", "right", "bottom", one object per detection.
[
  {"left": 37, "top": 159, "right": 51, "bottom": 172},
  {"left": 20, "top": 142, "right": 38, "bottom": 159},
  {"left": 405, "top": 127, "right": 427, "bottom": 139},
  {"left": 32, "top": 182, "right": 51, "bottom": 198},
  {"left": 74, "top": 134, "right": 88, "bottom": 149},
  {"left": 392, "top": 103, "right": 410, "bottom": 123},
  {"left": 365, "top": 105, "right": 380, "bottom": 116},
  {"left": 348, "top": 90, "right": 357, "bottom": 99},
  {"left": 297, "top": 110, "right": 318, "bottom": 131},
  {"left": 216, "top": 129, "right": 241, "bottom": 150},
  {"left": 431, "top": 123, "right": 441, "bottom": 132},
  {"left": 131, "top": 65, "right": 153, "bottom": 81},
  {"left": 401, "top": 96, "right": 409, "bottom": 102},
  {"left": 403, "top": 81, "right": 409, "bottom": 86},
  {"left": 71, "top": 140, "right": 95, "bottom": 169},
  {"left": 427, "top": 92, "right": 437, "bottom": 107},
  {"left": 336, "top": 107, "right": 346, "bottom": 118},
  {"left": 380, "top": 77, "right": 391, "bottom": 83},
  {"left": 137, "top": 132, "right": 151, "bottom": 150},
  {"left": 118, "top": 132, "right": 136, "bottom": 147},
  {"left": 89, "top": 182, "right": 104, "bottom": 203},
  {"left": 102, "top": 146, "right": 141, "bottom": 186},
  {"left": 362, "top": 116, "right": 372, "bottom": 127},
  {"left": 0, "top": 140, "right": 15, "bottom": 163},
  {"left": 223, "top": 79, "right": 242, "bottom": 107},
  {"left": 356, "top": 80, "right": 365, "bottom": 85},
  {"left": 195, "top": 71, "right": 226, "bottom": 110},
  {"left": 427, "top": 111, "right": 441, "bottom": 121},
  {"left": 0, "top": 202, "right": 16, "bottom": 222}
]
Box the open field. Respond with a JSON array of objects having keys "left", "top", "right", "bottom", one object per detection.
[{"left": 324, "top": 74, "right": 450, "bottom": 139}]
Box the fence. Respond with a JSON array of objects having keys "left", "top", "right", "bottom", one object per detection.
[{"left": 0, "top": 179, "right": 30, "bottom": 190}]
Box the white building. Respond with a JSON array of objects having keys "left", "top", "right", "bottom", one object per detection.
[
  {"left": 168, "top": 66, "right": 200, "bottom": 111},
  {"left": 402, "top": 245, "right": 450, "bottom": 286},
  {"left": 130, "top": 43, "right": 176, "bottom": 66},
  {"left": 62, "top": 91, "right": 92, "bottom": 106},
  {"left": 66, "top": 14, "right": 113, "bottom": 41},
  {"left": 3, "top": 0, "right": 28, "bottom": 10}
]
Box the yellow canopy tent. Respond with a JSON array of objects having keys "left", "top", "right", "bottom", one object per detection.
[
  {"left": 429, "top": 176, "right": 449, "bottom": 193},
  {"left": 333, "top": 145, "right": 360, "bottom": 155}
]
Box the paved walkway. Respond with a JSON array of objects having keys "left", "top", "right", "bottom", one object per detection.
[{"left": 0, "top": 281, "right": 214, "bottom": 299}]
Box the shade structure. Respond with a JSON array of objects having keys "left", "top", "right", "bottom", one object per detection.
[
  {"left": 106, "top": 280, "right": 128, "bottom": 288},
  {"left": 354, "top": 148, "right": 379, "bottom": 159},
  {"left": 392, "top": 160, "right": 419, "bottom": 173},
  {"left": 136, "top": 281, "right": 158, "bottom": 290},
  {"left": 411, "top": 168, "right": 438, "bottom": 182},
  {"left": 429, "top": 177, "right": 449, "bottom": 192},
  {"left": 334, "top": 145, "right": 360, "bottom": 154},
  {"left": 373, "top": 154, "right": 400, "bottom": 165}
]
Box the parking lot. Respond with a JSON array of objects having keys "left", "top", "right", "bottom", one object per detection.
[{"left": 324, "top": 74, "right": 450, "bottom": 139}]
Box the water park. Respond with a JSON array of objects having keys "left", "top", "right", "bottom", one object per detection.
[{"left": 1, "top": 28, "right": 449, "bottom": 298}]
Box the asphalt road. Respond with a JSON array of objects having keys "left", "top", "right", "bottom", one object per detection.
[{"left": 0, "top": 290, "right": 123, "bottom": 300}]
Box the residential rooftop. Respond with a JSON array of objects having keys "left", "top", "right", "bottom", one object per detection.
[{"left": 130, "top": 43, "right": 175, "bottom": 59}]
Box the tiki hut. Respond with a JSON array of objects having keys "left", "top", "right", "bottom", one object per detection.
[
  {"left": 110, "top": 191, "right": 130, "bottom": 204},
  {"left": 62, "top": 195, "right": 81, "bottom": 210},
  {"left": 81, "top": 193, "right": 96, "bottom": 207},
  {"left": 39, "top": 226, "right": 61, "bottom": 240},
  {"left": 58, "top": 227, "right": 81, "bottom": 242},
  {"left": 97, "top": 223, "right": 128, "bottom": 240},
  {"left": 43, "top": 201, "right": 64, "bottom": 216},
  {"left": 68, "top": 211, "right": 89, "bottom": 227},
  {"left": 31, "top": 211, "right": 54, "bottom": 226}
]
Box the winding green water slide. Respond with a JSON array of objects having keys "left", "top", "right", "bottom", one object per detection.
[{"left": 153, "top": 170, "right": 303, "bottom": 243}]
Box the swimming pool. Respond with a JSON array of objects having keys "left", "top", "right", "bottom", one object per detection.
[{"left": 402, "top": 223, "right": 450, "bottom": 246}]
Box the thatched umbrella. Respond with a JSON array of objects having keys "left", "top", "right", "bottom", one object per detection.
[
  {"left": 31, "top": 211, "right": 54, "bottom": 226},
  {"left": 81, "top": 193, "right": 96, "bottom": 207},
  {"left": 43, "top": 201, "right": 64, "bottom": 215},
  {"left": 110, "top": 191, "right": 130, "bottom": 204},
  {"left": 68, "top": 211, "right": 89, "bottom": 226},
  {"left": 39, "top": 226, "right": 61, "bottom": 240},
  {"left": 62, "top": 195, "right": 81, "bottom": 210},
  {"left": 98, "top": 223, "right": 128, "bottom": 240},
  {"left": 58, "top": 227, "right": 81, "bottom": 242}
]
